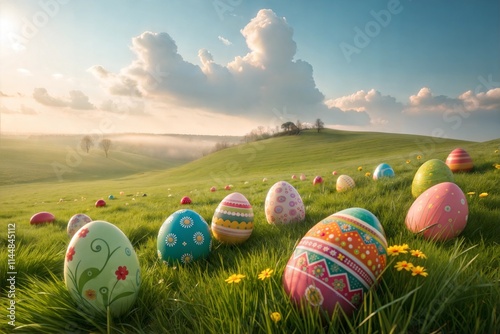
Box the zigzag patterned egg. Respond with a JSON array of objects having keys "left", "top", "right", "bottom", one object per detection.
[
  {"left": 373, "top": 163, "right": 395, "bottom": 180},
  {"left": 211, "top": 192, "right": 254, "bottom": 244},
  {"left": 412, "top": 159, "right": 454, "bottom": 198},
  {"left": 283, "top": 208, "right": 387, "bottom": 316},
  {"left": 406, "top": 182, "right": 468, "bottom": 241},
  {"left": 157, "top": 209, "right": 212, "bottom": 265},
  {"left": 265, "top": 181, "right": 305, "bottom": 224},
  {"left": 445, "top": 148, "right": 473, "bottom": 173},
  {"left": 64, "top": 221, "right": 141, "bottom": 317}
]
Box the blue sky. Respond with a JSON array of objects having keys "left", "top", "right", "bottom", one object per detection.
[{"left": 1, "top": 0, "right": 499, "bottom": 141}]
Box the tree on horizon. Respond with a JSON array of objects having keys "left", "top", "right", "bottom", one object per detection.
[
  {"left": 99, "top": 138, "right": 112, "bottom": 158},
  {"left": 314, "top": 118, "right": 324, "bottom": 133},
  {"left": 80, "top": 135, "right": 94, "bottom": 153}
]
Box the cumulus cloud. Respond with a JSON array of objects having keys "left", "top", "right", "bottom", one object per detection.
[
  {"left": 88, "top": 9, "right": 367, "bottom": 126},
  {"left": 33, "top": 88, "right": 95, "bottom": 110},
  {"left": 33, "top": 88, "right": 67, "bottom": 107},
  {"left": 100, "top": 98, "right": 145, "bottom": 115},
  {"left": 218, "top": 35, "right": 232, "bottom": 46},
  {"left": 406, "top": 87, "right": 462, "bottom": 112},
  {"left": 325, "top": 89, "right": 402, "bottom": 125},
  {"left": 459, "top": 88, "right": 500, "bottom": 111}
]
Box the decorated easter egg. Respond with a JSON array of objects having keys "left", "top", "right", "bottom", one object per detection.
[
  {"left": 225, "top": 185, "right": 232, "bottom": 190},
  {"left": 108, "top": 195, "right": 115, "bottom": 200},
  {"left": 445, "top": 148, "right": 473, "bottom": 173},
  {"left": 157, "top": 209, "right": 212, "bottom": 265},
  {"left": 67, "top": 213, "right": 92, "bottom": 238},
  {"left": 373, "top": 163, "right": 395, "bottom": 180},
  {"left": 291, "top": 174, "right": 297, "bottom": 180},
  {"left": 332, "top": 171, "right": 338, "bottom": 176},
  {"left": 95, "top": 199, "right": 106, "bottom": 207},
  {"left": 411, "top": 159, "right": 454, "bottom": 198},
  {"left": 180, "top": 196, "right": 192, "bottom": 205},
  {"left": 30, "top": 211, "right": 55, "bottom": 225},
  {"left": 64, "top": 221, "right": 141, "bottom": 317},
  {"left": 336, "top": 175, "right": 355, "bottom": 192},
  {"left": 211, "top": 192, "right": 254, "bottom": 244},
  {"left": 300, "top": 174, "right": 306, "bottom": 181},
  {"left": 283, "top": 208, "right": 387, "bottom": 317},
  {"left": 313, "top": 176, "right": 323, "bottom": 185},
  {"left": 406, "top": 182, "right": 468, "bottom": 241},
  {"left": 265, "top": 181, "right": 305, "bottom": 224},
  {"left": 210, "top": 186, "right": 217, "bottom": 192},
  {"left": 262, "top": 178, "right": 268, "bottom": 183}
]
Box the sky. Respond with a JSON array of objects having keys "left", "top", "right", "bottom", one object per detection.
[{"left": 0, "top": 0, "right": 499, "bottom": 141}]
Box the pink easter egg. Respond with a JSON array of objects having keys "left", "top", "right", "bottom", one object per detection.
[
  {"left": 445, "top": 148, "right": 473, "bottom": 173},
  {"left": 406, "top": 182, "right": 468, "bottom": 241}
]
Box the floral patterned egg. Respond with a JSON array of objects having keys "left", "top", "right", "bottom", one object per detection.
[
  {"left": 336, "top": 175, "right": 355, "bottom": 192},
  {"left": 64, "top": 221, "right": 141, "bottom": 317},
  {"left": 283, "top": 208, "right": 387, "bottom": 317},
  {"left": 411, "top": 159, "right": 454, "bottom": 198},
  {"left": 67, "top": 213, "right": 92, "bottom": 238},
  {"left": 157, "top": 209, "right": 212, "bottom": 265},
  {"left": 406, "top": 182, "right": 468, "bottom": 241},
  {"left": 265, "top": 181, "right": 305, "bottom": 224},
  {"left": 373, "top": 163, "right": 395, "bottom": 180},
  {"left": 445, "top": 148, "right": 473, "bottom": 173},
  {"left": 211, "top": 192, "right": 254, "bottom": 244}
]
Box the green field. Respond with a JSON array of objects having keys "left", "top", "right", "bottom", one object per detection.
[{"left": 1, "top": 129, "right": 499, "bottom": 333}]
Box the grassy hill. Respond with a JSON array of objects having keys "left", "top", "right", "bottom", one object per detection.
[{"left": 0, "top": 129, "right": 499, "bottom": 333}]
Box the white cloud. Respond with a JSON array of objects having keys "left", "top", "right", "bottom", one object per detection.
[
  {"left": 17, "top": 68, "right": 32, "bottom": 76},
  {"left": 88, "top": 9, "right": 367, "bottom": 126},
  {"left": 33, "top": 88, "right": 95, "bottom": 110},
  {"left": 406, "top": 87, "right": 461, "bottom": 112},
  {"left": 459, "top": 88, "right": 500, "bottom": 111},
  {"left": 218, "top": 35, "right": 232, "bottom": 46}
]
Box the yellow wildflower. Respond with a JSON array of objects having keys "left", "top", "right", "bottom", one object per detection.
[
  {"left": 270, "top": 312, "right": 282, "bottom": 323},
  {"left": 225, "top": 274, "right": 245, "bottom": 284},
  {"left": 258, "top": 268, "right": 274, "bottom": 280},
  {"left": 411, "top": 266, "right": 428, "bottom": 277},
  {"left": 394, "top": 261, "right": 414, "bottom": 271},
  {"left": 417, "top": 155, "right": 422, "bottom": 160},
  {"left": 495, "top": 149, "right": 499, "bottom": 154},
  {"left": 467, "top": 192, "right": 476, "bottom": 196},
  {"left": 410, "top": 249, "right": 427, "bottom": 259},
  {"left": 406, "top": 159, "right": 411, "bottom": 164},
  {"left": 479, "top": 192, "right": 488, "bottom": 198},
  {"left": 358, "top": 166, "right": 363, "bottom": 171},
  {"left": 387, "top": 245, "right": 408, "bottom": 256},
  {"left": 494, "top": 163, "right": 500, "bottom": 169},
  {"left": 365, "top": 172, "right": 371, "bottom": 177}
]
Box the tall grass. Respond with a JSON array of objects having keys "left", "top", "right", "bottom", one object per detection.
[{"left": 1, "top": 130, "right": 499, "bottom": 333}]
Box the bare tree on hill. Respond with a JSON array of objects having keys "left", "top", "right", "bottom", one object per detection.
[
  {"left": 100, "top": 138, "right": 112, "bottom": 158},
  {"left": 314, "top": 118, "right": 325, "bottom": 133},
  {"left": 80, "top": 135, "right": 94, "bottom": 153}
]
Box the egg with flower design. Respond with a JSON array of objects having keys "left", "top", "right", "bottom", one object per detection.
[
  {"left": 67, "top": 213, "right": 92, "bottom": 238},
  {"left": 64, "top": 221, "right": 141, "bottom": 317},
  {"left": 265, "top": 181, "right": 305, "bottom": 224},
  {"left": 406, "top": 182, "right": 468, "bottom": 241},
  {"left": 211, "top": 192, "right": 254, "bottom": 244},
  {"left": 157, "top": 209, "right": 212, "bottom": 265},
  {"left": 412, "top": 159, "right": 454, "bottom": 198},
  {"left": 282, "top": 208, "right": 387, "bottom": 317}
]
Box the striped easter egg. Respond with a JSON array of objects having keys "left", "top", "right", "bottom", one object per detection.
[
  {"left": 211, "top": 192, "right": 254, "bottom": 244},
  {"left": 445, "top": 148, "right": 473, "bottom": 173}
]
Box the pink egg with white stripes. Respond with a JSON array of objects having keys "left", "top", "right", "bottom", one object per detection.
[
  {"left": 406, "top": 182, "right": 468, "bottom": 241},
  {"left": 265, "top": 181, "right": 305, "bottom": 224}
]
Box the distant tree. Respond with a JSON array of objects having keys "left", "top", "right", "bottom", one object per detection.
[
  {"left": 99, "top": 138, "right": 112, "bottom": 158},
  {"left": 314, "top": 118, "right": 325, "bottom": 133},
  {"left": 296, "top": 120, "right": 303, "bottom": 134},
  {"left": 80, "top": 135, "right": 94, "bottom": 153}
]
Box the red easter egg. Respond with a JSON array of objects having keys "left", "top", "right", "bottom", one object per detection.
[
  {"left": 313, "top": 176, "right": 323, "bottom": 185},
  {"left": 445, "top": 148, "right": 473, "bottom": 173},
  {"left": 95, "top": 199, "right": 106, "bottom": 207},
  {"left": 180, "top": 196, "right": 192, "bottom": 205},
  {"left": 210, "top": 186, "right": 217, "bottom": 192},
  {"left": 406, "top": 182, "right": 468, "bottom": 241},
  {"left": 30, "top": 212, "right": 55, "bottom": 225}
]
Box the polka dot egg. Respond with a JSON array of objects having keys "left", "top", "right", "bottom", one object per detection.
[
  {"left": 265, "top": 181, "right": 305, "bottom": 224},
  {"left": 157, "top": 209, "right": 212, "bottom": 265},
  {"left": 406, "top": 182, "right": 468, "bottom": 241},
  {"left": 282, "top": 208, "right": 387, "bottom": 316},
  {"left": 67, "top": 213, "right": 92, "bottom": 238}
]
